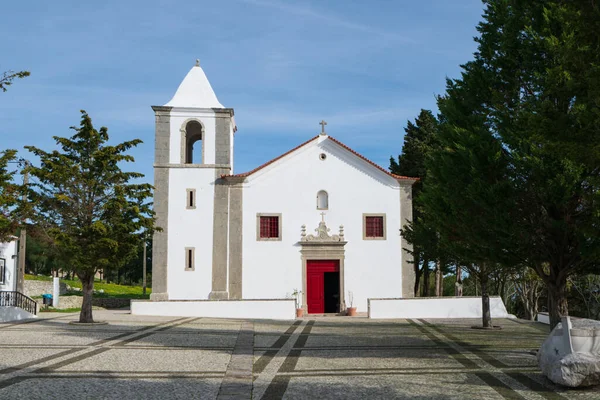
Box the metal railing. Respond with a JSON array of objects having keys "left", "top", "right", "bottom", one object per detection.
[{"left": 0, "top": 291, "right": 38, "bottom": 315}]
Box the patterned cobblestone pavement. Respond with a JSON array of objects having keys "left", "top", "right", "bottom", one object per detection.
[{"left": 0, "top": 310, "right": 598, "bottom": 399}]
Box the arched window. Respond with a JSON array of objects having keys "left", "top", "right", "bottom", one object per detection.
[
  {"left": 317, "top": 190, "right": 328, "bottom": 210},
  {"left": 184, "top": 121, "right": 203, "bottom": 164}
]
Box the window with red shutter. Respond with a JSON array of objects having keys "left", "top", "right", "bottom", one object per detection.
[
  {"left": 260, "top": 216, "right": 280, "bottom": 238},
  {"left": 365, "top": 216, "right": 384, "bottom": 238}
]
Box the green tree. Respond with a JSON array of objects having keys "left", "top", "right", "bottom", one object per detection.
[
  {"left": 510, "top": 267, "right": 544, "bottom": 321},
  {"left": 0, "top": 150, "right": 21, "bottom": 242},
  {"left": 417, "top": 56, "right": 518, "bottom": 327},
  {"left": 471, "top": 0, "right": 600, "bottom": 329},
  {"left": 25, "top": 227, "right": 68, "bottom": 276},
  {"left": 25, "top": 111, "right": 157, "bottom": 323},
  {"left": 0, "top": 70, "right": 30, "bottom": 92},
  {"left": 420, "top": 0, "right": 600, "bottom": 329},
  {"left": 390, "top": 110, "right": 441, "bottom": 296},
  {"left": 106, "top": 235, "right": 152, "bottom": 286}
]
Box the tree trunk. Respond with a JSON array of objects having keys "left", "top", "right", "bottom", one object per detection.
[
  {"left": 79, "top": 273, "right": 95, "bottom": 323},
  {"left": 526, "top": 302, "right": 537, "bottom": 321},
  {"left": 526, "top": 284, "right": 539, "bottom": 321},
  {"left": 455, "top": 266, "right": 463, "bottom": 297},
  {"left": 421, "top": 259, "right": 430, "bottom": 297},
  {"left": 413, "top": 253, "right": 421, "bottom": 297},
  {"left": 547, "top": 279, "right": 568, "bottom": 330},
  {"left": 435, "top": 260, "right": 443, "bottom": 297},
  {"left": 480, "top": 271, "right": 492, "bottom": 328}
]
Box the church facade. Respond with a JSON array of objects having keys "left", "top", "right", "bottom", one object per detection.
[{"left": 149, "top": 62, "right": 416, "bottom": 315}]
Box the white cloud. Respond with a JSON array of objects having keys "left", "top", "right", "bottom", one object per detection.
[{"left": 237, "top": 0, "right": 416, "bottom": 43}]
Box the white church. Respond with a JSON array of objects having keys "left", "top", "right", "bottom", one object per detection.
[{"left": 132, "top": 61, "right": 417, "bottom": 319}]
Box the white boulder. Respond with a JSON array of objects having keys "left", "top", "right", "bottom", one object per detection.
[{"left": 538, "top": 317, "right": 600, "bottom": 387}]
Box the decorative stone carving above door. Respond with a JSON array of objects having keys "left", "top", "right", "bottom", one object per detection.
[
  {"left": 299, "top": 216, "right": 347, "bottom": 314},
  {"left": 301, "top": 213, "right": 344, "bottom": 243}
]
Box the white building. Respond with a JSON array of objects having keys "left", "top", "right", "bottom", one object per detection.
[
  {"left": 0, "top": 238, "right": 18, "bottom": 292},
  {"left": 141, "top": 62, "right": 417, "bottom": 318}
]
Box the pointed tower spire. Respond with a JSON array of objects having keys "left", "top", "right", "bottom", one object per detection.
[{"left": 164, "top": 61, "right": 224, "bottom": 108}]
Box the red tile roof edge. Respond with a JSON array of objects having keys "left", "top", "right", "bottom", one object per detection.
[
  {"left": 221, "top": 135, "right": 419, "bottom": 183},
  {"left": 326, "top": 136, "right": 418, "bottom": 182},
  {"left": 222, "top": 135, "right": 320, "bottom": 179}
]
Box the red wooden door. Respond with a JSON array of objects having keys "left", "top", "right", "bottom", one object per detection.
[
  {"left": 307, "top": 260, "right": 340, "bottom": 314},
  {"left": 307, "top": 271, "right": 324, "bottom": 313}
]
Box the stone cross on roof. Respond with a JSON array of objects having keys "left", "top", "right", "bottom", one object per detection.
[{"left": 319, "top": 120, "right": 327, "bottom": 135}]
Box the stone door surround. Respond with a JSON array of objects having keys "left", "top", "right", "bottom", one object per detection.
[{"left": 299, "top": 221, "right": 347, "bottom": 313}]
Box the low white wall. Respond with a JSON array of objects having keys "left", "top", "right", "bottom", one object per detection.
[
  {"left": 0, "top": 239, "right": 18, "bottom": 292},
  {"left": 131, "top": 299, "right": 296, "bottom": 320},
  {"left": 368, "top": 296, "right": 510, "bottom": 319},
  {"left": 537, "top": 312, "right": 550, "bottom": 324},
  {"left": 0, "top": 306, "right": 37, "bottom": 323}
]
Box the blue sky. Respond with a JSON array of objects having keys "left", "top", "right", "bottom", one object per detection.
[{"left": 0, "top": 0, "right": 484, "bottom": 181}]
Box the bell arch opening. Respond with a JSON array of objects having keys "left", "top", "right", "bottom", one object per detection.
[{"left": 184, "top": 120, "right": 203, "bottom": 164}]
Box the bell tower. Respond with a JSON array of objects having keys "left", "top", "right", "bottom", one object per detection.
[{"left": 151, "top": 60, "right": 236, "bottom": 301}]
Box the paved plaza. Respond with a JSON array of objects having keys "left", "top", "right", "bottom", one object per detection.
[{"left": 0, "top": 311, "right": 598, "bottom": 399}]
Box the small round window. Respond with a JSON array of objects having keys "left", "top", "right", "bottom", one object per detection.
[{"left": 319, "top": 153, "right": 327, "bottom": 161}]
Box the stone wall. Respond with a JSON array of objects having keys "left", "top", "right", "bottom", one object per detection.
[
  {"left": 36, "top": 296, "right": 130, "bottom": 310},
  {"left": 24, "top": 280, "right": 68, "bottom": 297}
]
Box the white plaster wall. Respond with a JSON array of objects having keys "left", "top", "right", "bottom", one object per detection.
[
  {"left": 167, "top": 168, "right": 215, "bottom": 300},
  {"left": 168, "top": 109, "right": 217, "bottom": 165},
  {"left": 241, "top": 137, "right": 403, "bottom": 312},
  {"left": 131, "top": 299, "right": 295, "bottom": 320},
  {"left": 368, "top": 297, "right": 511, "bottom": 319},
  {"left": 537, "top": 312, "right": 550, "bottom": 324},
  {"left": 0, "top": 306, "right": 36, "bottom": 322},
  {"left": 0, "top": 239, "right": 17, "bottom": 292}
]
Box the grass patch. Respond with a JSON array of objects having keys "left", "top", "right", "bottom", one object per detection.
[
  {"left": 25, "top": 274, "right": 151, "bottom": 299},
  {"left": 25, "top": 274, "right": 53, "bottom": 282},
  {"left": 39, "top": 307, "right": 81, "bottom": 313}
]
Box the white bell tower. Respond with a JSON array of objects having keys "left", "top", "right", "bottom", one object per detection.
[{"left": 151, "top": 60, "right": 236, "bottom": 301}]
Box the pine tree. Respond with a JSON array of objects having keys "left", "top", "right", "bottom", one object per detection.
[
  {"left": 0, "top": 70, "right": 29, "bottom": 92},
  {"left": 420, "top": 73, "right": 517, "bottom": 327},
  {"left": 390, "top": 110, "right": 441, "bottom": 296},
  {"left": 422, "top": 0, "right": 600, "bottom": 329},
  {"left": 25, "top": 111, "right": 157, "bottom": 323},
  {"left": 0, "top": 150, "right": 21, "bottom": 242}
]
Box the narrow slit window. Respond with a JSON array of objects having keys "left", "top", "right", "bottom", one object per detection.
[
  {"left": 0, "top": 258, "right": 5, "bottom": 284},
  {"left": 185, "top": 247, "right": 195, "bottom": 270},
  {"left": 186, "top": 189, "right": 196, "bottom": 209}
]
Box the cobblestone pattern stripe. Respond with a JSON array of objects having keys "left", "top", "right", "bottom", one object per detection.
[
  {"left": 410, "top": 319, "right": 530, "bottom": 400},
  {"left": 505, "top": 373, "right": 568, "bottom": 400},
  {"left": 254, "top": 320, "right": 302, "bottom": 375},
  {"left": 0, "top": 316, "right": 198, "bottom": 389},
  {"left": 0, "top": 313, "right": 74, "bottom": 329},
  {"left": 217, "top": 321, "right": 254, "bottom": 399},
  {"left": 0, "top": 348, "right": 79, "bottom": 374},
  {"left": 407, "top": 319, "right": 478, "bottom": 368},
  {"left": 35, "top": 347, "right": 111, "bottom": 373},
  {"left": 112, "top": 317, "right": 196, "bottom": 346},
  {"left": 474, "top": 371, "right": 527, "bottom": 400},
  {"left": 261, "top": 320, "right": 315, "bottom": 400},
  {"left": 417, "top": 319, "right": 568, "bottom": 400}
]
